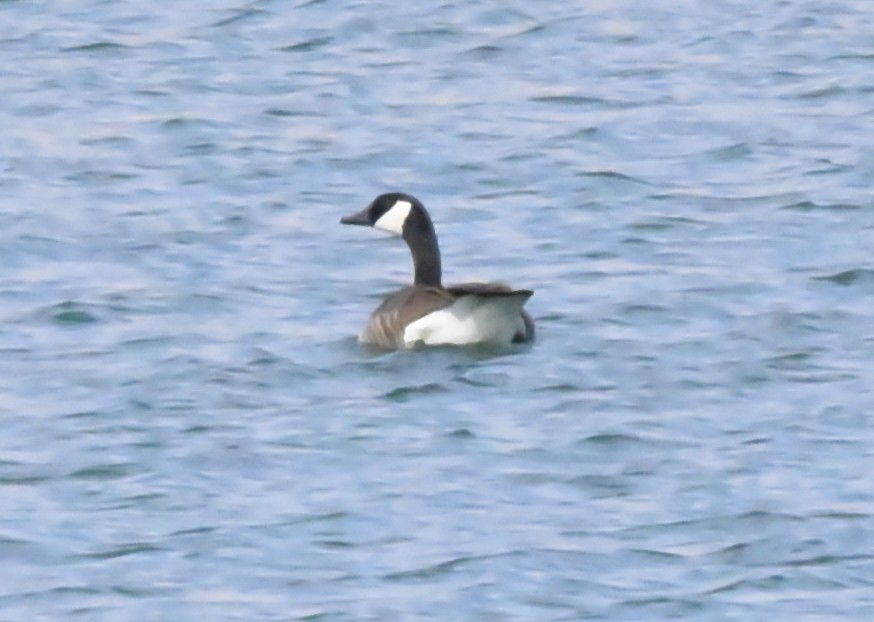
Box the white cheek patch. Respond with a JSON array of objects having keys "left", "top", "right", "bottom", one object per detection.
[{"left": 374, "top": 200, "right": 412, "bottom": 236}]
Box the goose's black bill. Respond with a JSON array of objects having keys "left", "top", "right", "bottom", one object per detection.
[{"left": 340, "top": 208, "right": 371, "bottom": 226}]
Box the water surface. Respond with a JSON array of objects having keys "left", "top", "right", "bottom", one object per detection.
[{"left": 2, "top": 1, "right": 874, "bottom": 620}]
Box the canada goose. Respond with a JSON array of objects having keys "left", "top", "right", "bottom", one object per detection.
[{"left": 340, "top": 192, "right": 535, "bottom": 350}]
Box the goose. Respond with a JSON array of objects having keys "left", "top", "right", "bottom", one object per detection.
[{"left": 340, "top": 192, "right": 535, "bottom": 350}]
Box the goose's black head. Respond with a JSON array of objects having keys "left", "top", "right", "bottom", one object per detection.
[{"left": 341, "top": 193, "right": 431, "bottom": 235}]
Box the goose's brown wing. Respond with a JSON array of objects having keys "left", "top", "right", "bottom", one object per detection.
[{"left": 359, "top": 286, "right": 456, "bottom": 350}]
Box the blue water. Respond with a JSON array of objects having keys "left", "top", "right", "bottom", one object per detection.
[{"left": 2, "top": 1, "right": 874, "bottom": 620}]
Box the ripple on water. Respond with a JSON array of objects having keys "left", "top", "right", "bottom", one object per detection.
[
  {"left": 782, "top": 200, "right": 861, "bottom": 212},
  {"left": 813, "top": 268, "right": 874, "bottom": 287},
  {"left": 48, "top": 301, "right": 100, "bottom": 325},
  {"left": 383, "top": 382, "right": 449, "bottom": 402}
]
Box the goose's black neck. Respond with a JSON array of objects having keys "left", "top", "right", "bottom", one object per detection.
[{"left": 403, "top": 204, "right": 442, "bottom": 287}]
